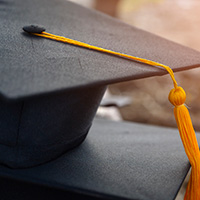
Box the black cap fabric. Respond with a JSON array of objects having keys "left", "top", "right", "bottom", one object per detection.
[
  {"left": 1, "top": 118, "right": 200, "bottom": 200},
  {"left": 1, "top": 0, "right": 200, "bottom": 100},
  {"left": 1, "top": 2, "right": 200, "bottom": 198}
]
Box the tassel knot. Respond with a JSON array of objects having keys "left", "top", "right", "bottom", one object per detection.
[{"left": 168, "top": 86, "right": 186, "bottom": 107}]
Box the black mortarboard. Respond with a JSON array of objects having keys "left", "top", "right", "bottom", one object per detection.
[{"left": 1, "top": 0, "right": 200, "bottom": 199}]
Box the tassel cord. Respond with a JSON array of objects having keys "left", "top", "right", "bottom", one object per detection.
[{"left": 33, "top": 32, "right": 178, "bottom": 89}]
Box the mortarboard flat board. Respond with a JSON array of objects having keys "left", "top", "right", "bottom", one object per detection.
[{"left": 1, "top": 0, "right": 200, "bottom": 199}]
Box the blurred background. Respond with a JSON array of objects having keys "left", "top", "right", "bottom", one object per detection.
[{"left": 69, "top": 0, "right": 200, "bottom": 131}]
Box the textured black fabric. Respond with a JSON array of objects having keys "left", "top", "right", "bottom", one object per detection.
[
  {"left": 0, "top": 176, "right": 107, "bottom": 200},
  {"left": 0, "top": 86, "right": 106, "bottom": 168},
  {"left": 1, "top": 0, "right": 200, "bottom": 99},
  {"left": 0, "top": 118, "right": 199, "bottom": 200}
]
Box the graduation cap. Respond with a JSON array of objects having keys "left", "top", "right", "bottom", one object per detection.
[{"left": 1, "top": 0, "right": 200, "bottom": 199}]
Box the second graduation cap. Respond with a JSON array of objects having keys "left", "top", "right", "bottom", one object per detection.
[{"left": 1, "top": 0, "right": 200, "bottom": 199}]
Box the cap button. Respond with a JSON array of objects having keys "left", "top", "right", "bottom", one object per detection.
[{"left": 23, "top": 25, "right": 45, "bottom": 34}]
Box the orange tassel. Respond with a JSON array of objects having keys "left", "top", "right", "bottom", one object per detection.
[{"left": 169, "top": 86, "right": 200, "bottom": 200}]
